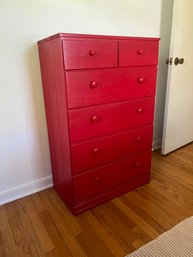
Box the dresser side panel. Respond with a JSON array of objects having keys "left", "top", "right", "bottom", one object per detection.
[
  {"left": 37, "top": 33, "right": 159, "bottom": 214},
  {"left": 38, "top": 38, "right": 73, "bottom": 207}
]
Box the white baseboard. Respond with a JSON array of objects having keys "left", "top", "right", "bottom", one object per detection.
[
  {"left": 0, "top": 175, "right": 53, "bottom": 206},
  {"left": 152, "top": 138, "right": 162, "bottom": 151}
]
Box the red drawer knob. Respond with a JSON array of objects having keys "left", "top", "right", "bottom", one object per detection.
[
  {"left": 137, "top": 50, "right": 143, "bottom": 55},
  {"left": 135, "top": 161, "right": 141, "bottom": 167},
  {"left": 89, "top": 50, "right": 96, "bottom": 56},
  {"left": 92, "top": 148, "right": 100, "bottom": 155},
  {"left": 138, "top": 77, "right": 145, "bottom": 84},
  {"left": 136, "top": 136, "right": 143, "bottom": 143},
  {"left": 90, "top": 81, "right": 97, "bottom": 88},
  {"left": 93, "top": 176, "right": 100, "bottom": 182},
  {"left": 90, "top": 115, "right": 98, "bottom": 122},
  {"left": 137, "top": 108, "right": 144, "bottom": 114}
]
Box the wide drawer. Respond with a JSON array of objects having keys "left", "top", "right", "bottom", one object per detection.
[
  {"left": 66, "top": 66, "right": 157, "bottom": 108},
  {"left": 68, "top": 98, "right": 155, "bottom": 143},
  {"left": 62, "top": 39, "right": 118, "bottom": 70},
  {"left": 73, "top": 151, "right": 152, "bottom": 202},
  {"left": 71, "top": 126, "right": 153, "bottom": 174},
  {"left": 119, "top": 40, "right": 159, "bottom": 67}
]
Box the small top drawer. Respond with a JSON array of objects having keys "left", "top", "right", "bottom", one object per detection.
[
  {"left": 62, "top": 39, "right": 118, "bottom": 70},
  {"left": 119, "top": 40, "right": 159, "bottom": 67}
]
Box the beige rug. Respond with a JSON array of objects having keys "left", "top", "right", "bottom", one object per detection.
[{"left": 126, "top": 216, "right": 193, "bottom": 256}]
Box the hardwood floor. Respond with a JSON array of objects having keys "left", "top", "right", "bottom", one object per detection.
[{"left": 1, "top": 144, "right": 193, "bottom": 257}]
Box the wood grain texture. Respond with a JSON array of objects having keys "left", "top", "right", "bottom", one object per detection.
[
  {"left": 65, "top": 66, "right": 157, "bottom": 108},
  {"left": 1, "top": 145, "right": 193, "bottom": 257},
  {"left": 71, "top": 126, "right": 153, "bottom": 174},
  {"left": 68, "top": 98, "right": 155, "bottom": 143}
]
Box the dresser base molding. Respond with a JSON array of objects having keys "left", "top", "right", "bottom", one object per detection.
[{"left": 73, "top": 174, "right": 150, "bottom": 214}]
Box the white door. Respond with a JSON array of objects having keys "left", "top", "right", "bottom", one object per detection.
[{"left": 161, "top": 0, "right": 193, "bottom": 155}]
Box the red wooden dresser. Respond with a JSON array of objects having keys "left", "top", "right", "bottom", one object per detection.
[{"left": 37, "top": 33, "right": 159, "bottom": 214}]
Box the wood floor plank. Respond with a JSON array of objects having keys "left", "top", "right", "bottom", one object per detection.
[
  {"left": 39, "top": 189, "right": 81, "bottom": 236},
  {"left": 81, "top": 211, "right": 127, "bottom": 257},
  {"left": 0, "top": 245, "right": 5, "bottom": 257},
  {"left": 132, "top": 238, "right": 144, "bottom": 250},
  {"left": 144, "top": 180, "right": 193, "bottom": 217},
  {"left": 91, "top": 202, "right": 137, "bottom": 253},
  {"left": 75, "top": 214, "right": 116, "bottom": 257},
  {"left": 0, "top": 231, "right": 3, "bottom": 245},
  {"left": 46, "top": 249, "right": 61, "bottom": 257},
  {"left": 119, "top": 194, "right": 168, "bottom": 234},
  {"left": 152, "top": 171, "right": 193, "bottom": 201},
  {"left": 0, "top": 207, "right": 19, "bottom": 257},
  {"left": 12, "top": 199, "right": 46, "bottom": 257},
  {"left": 39, "top": 210, "right": 74, "bottom": 257},
  {"left": 39, "top": 191, "right": 87, "bottom": 257},
  {"left": 135, "top": 186, "right": 186, "bottom": 221},
  {"left": 123, "top": 190, "right": 179, "bottom": 230},
  {"left": 23, "top": 196, "right": 55, "bottom": 253},
  {"left": 2, "top": 228, "right": 19, "bottom": 257},
  {"left": 12, "top": 226, "right": 35, "bottom": 257},
  {"left": 0, "top": 207, "right": 9, "bottom": 231},
  {"left": 30, "top": 194, "right": 46, "bottom": 213},
  {"left": 112, "top": 198, "right": 159, "bottom": 239},
  {"left": 5, "top": 202, "right": 20, "bottom": 229}
]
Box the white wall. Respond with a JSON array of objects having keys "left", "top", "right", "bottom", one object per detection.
[
  {"left": 0, "top": 0, "right": 164, "bottom": 205},
  {"left": 153, "top": 0, "right": 174, "bottom": 149}
]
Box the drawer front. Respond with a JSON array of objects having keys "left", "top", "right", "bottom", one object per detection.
[
  {"left": 63, "top": 40, "right": 118, "bottom": 70},
  {"left": 68, "top": 98, "right": 155, "bottom": 143},
  {"left": 71, "top": 126, "right": 153, "bottom": 174},
  {"left": 119, "top": 40, "right": 159, "bottom": 67},
  {"left": 66, "top": 66, "right": 157, "bottom": 108},
  {"left": 73, "top": 151, "right": 151, "bottom": 202}
]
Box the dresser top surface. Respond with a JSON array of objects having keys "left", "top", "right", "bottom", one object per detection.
[{"left": 37, "top": 32, "right": 160, "bottom": 44}]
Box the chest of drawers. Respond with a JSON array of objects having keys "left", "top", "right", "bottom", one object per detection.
[{"left": 38, "top": 33, "right": 159, "bottom": 214}]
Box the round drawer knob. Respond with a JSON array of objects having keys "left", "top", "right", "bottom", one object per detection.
[
  {"left": 137, "top": 108, "right": 144, "bottom": 114},
  {"left": 90, "top": 81, "right": 97, "bottom": 88},
  {"left": 93, "top": 176, "right": 100, "bottom": 182},
  {"left": 136, "top": 136, "right": 143, "bottom": 143},
  {"left": 90, "top": 115, "right": 98, "bottom": 122},
  {"left": 137, "top": 50, "right": 143, "bottom": 55},
  {"left": 135, "top": 161, "right": 141, "bottom": 167},
  {"left": 138, "top": 77, "right": 145, "bottom": 84},
  {"left": 89, "top": 50, "right": 96, "bottom": 56},
  {"left": 92, "top": 148, "right": 100, "bottom": 155}
]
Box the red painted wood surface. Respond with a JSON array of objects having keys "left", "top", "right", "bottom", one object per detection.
[
  {"left": 68, "top": 98, "right": 155, "bottom": 143},
  {"left": 73, "top": 151, "right": 152, "bottom": 202},
  {"left": 38, "top": 38, "right": 74, "bottom": 208},
  {"left": 71, "top": 126, "right": 153, "bottom": 174},
  {"left": 66, "top": 66, "right": 157, "bottom": 108},
  {"left": 37, "top": 33, "right": 159, "bottom": 214},
  {"left": 38, "top": 32, "right": 160, "bottom": 43},
  {"left": 63, "top": 40, "right": 118, "bottom": 70},
  {"left": 73, "top": 174, "right": 150, "bottom": 214},
  {"left": 119, "top": 40, "right": 159, "bottom": 66}
]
